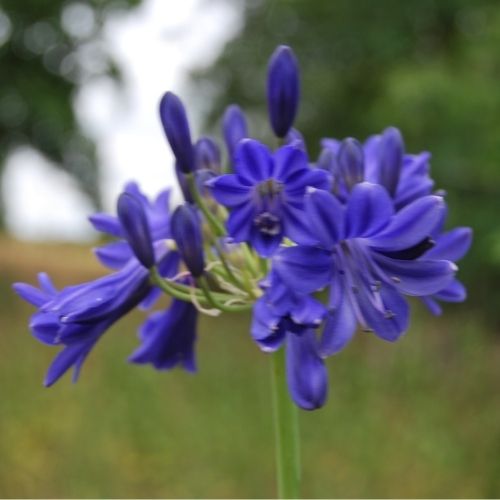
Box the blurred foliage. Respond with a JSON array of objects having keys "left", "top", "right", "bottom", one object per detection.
[
  {"left": 1, "top": 238, "right": 500, "bottom": 497},
  {"left": 196, "top": 0, "right": 500, "bottom": 321},
  {"left": 0, "top": 0, "right": 141, "bottom": 222}
]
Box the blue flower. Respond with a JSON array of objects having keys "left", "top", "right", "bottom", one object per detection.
[
  {"left": 273, "top": 184, "right": 458, "bottom": 356},
  {"left": 129, "top": 298, "right": 198, "bottom": 372},
  {"left": 13, "top": 261, "right": 148, "bottom": 386},
  {"left": 251, "top": 272, "right": 328, "bottom": 410},
  {"left": 13, "top": 237, "right": 180, "bottom": 386},
  {"left": 207, "top": 139, "right": 330, "bottom": 257},
  {"left": 89, "top": 182, "right": 171, "bottom": 270}
]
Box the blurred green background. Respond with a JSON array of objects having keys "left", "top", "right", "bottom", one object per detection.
[{"left": 1, "top": 0, "right": 500, "bottom": 498}]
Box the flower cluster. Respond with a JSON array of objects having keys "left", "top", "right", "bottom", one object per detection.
[{"left": 14, "top": 45, "right": 471, "bottom": 410}]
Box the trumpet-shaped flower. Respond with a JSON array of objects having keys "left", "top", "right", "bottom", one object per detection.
[
  {"left": 207, "top": 139, "right": 330, "bottom": 257},
  {"left": 273, "top": 184, "right": 458, "bottom": 356}
]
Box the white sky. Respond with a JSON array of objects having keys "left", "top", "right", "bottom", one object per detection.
[{"left": 3, "top": 0, "right": 243, "bottom": 241}]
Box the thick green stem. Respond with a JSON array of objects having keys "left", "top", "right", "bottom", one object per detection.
[{"left": 271, "top": 349, "right": 301, "bottom": 499}]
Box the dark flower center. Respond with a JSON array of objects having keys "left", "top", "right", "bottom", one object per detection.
[{"left": 254, "top": 211, "right": 281, "bottom": 236}]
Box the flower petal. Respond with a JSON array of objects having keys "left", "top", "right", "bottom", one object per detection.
[
  {"left": 373, "top": 253, "right": 457, "bottom": 296},
  {"left": 274, "top": 246, "right": 333, "bottom": 294},
  {"left": 345, "top": 182, "right": 394, "bottom": 238},
  {"left": 272, "top": 145, "right": 308, "bottom": 181},
  {"left": 88, "top": 213, "right": 124, "bottom": 238},
  {"left": 367, "top": 195, "right": 445, "bottom": 251},
  {"left": 357, "top": 285, "right": 409, "bottom": 342},
  {"left": 234, "top": 139, "right": 272, "bottom": 183},
  {"left": 305, "top": 188, "right": 344, "bottom": 249},
  {"left": 93, "top": 241, "right": 134, "bottom": 270},
  {"left": 319, "top": 277, "right": 357, "bottom": 357},
  {"left": 226, "top": 204, "right": 254, "bottom": 242},
  {"left": 425, "top": 227, "right": 472, "bottom": 262},
  {"left": 206, "top": 174, "right": 252, "bottom": 207},
  {"left": 286, "top": 330, "right": 328, "bottom": 410},
  {"left": 433, "top": 279, "right": 466, "bottom": 302}
]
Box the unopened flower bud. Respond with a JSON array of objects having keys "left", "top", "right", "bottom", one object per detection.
[
  {"left": 159, "top": 92, "right": 194, "bottom": 174},
  {"left": 222, "top": 104, "right": 248, "bottom": 162},
  {"left": 171, "top": 204, "right": 205, "bottom": 278},
  {"left": 267, "top": 45, "right": 300, "bottom": 138},
  {"left": 117, "top": 193, "right": 155, "bottom": 268}
]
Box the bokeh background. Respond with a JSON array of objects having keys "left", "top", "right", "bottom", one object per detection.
[{"left": 1, "top": 0, "right": 500, "bottom": 497}]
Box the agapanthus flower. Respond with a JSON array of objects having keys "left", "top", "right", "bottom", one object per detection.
[
  {"left": 207, "top": 139, "right": 330, "bottom": 257},
  {"left": 251, "top": 271, "right": 328, "bottom": 410},
  {"left": 273, "top": 184, "right": 457, "bottom": 356},
  {"left": 13, "top": 254, "right": 172, "bottom": 386}
]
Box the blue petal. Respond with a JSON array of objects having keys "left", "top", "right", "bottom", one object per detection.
[
  {"left": 357, "top": 285, "right": 409, "bottom": 342},
  {"left": 373, "top": 253, "right": 457, "bottom": 296},
  {"left": 285, "top": 168, "right": 331, "bottom": 197},
  {"left": 420, "top": 296, "right": 443, "bottom": 316},
  {"left": 345, "top": 182, "right": 394, "bottom": 238},
  {"left": 379, "top": 127, "right": 404, "bottom": 196},
  {"left": 226, "top": 203, "right": 254, "bottom": 242},
  {"left": 319, "top": 276, "right": 357, "bottom": 357},
  {"left": 44, "top": 340, "right": 96, "bottom": 387},
  {"left": 12, "top": 283, "right": 49, "bottom": 307},
  {"left": 425, "top": 227, "right": 472, "bottom": 262},
  {"left": 206, "top": 174, "right": 252, "bottom": 207},
  {"left": 88, "top": 213, "right": 124, "bottom": 238},
  {"left": 234, "top": 139, "right": 272, "bottom": 183},
  {"left": 286, "top": 330, "right": 328, "bottom": 410},
  {"left": 94, "top": 241, "right": 133, "bottom": 269},
  {"left": 250, "top": 226, "right": 282, "bottom": 258},
  {"left": 305, "top": 188, "right": 344, "bottom": 249},
  {"left": 367, "top": 195, "right": 445, "bottom": 251},
  {"left": 274, "top": 246, "right": 333, "bottom": 294},
  {"left": 433, "top": 279, "right": 466, "bottom": 302},
  {"left": 282, "top": 203, "right": 319, "bottom": 246},
  {"left": 272, "top": 145, "right": 308, "bottom": 181}
]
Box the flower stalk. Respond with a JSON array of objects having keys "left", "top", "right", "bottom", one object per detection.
[{"left": 272, "top": 348, "right": 301, "bottom": 499}]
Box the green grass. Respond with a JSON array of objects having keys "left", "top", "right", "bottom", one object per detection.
[{"left": 1, "top": 239, "right": 499, "bottom": 498}]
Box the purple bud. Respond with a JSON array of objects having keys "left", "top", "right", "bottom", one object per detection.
[
  {"left": 267, "top": 45, "right": 300, "bottom": 138},
  {"left": 338, "top": 137, "right": 364, "bottom": 189},
  {"left": 117, "top": 193, "right": 155, "bottom": 268},
  {"left": 159, "top": 92, "right": 194, "bottom": 174},
  {"left": 222, "top": 104, "right": 248, "bottom": 162},
  {"left": 379, "top": 127, "right": 404, "bottom": 196},
  {"left": 171, "top": 204, "right": 205, "bottom": 278},
  {"left": 194, "top": 136, "right": 222, "bottom": 173}
]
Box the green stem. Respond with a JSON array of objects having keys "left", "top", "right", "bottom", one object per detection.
[
  {"left": 271, "top": 349, "right": 301, "bottom": 499},
  {"left": 186, "top": 173, "right": 226, "bottom": 236}
]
